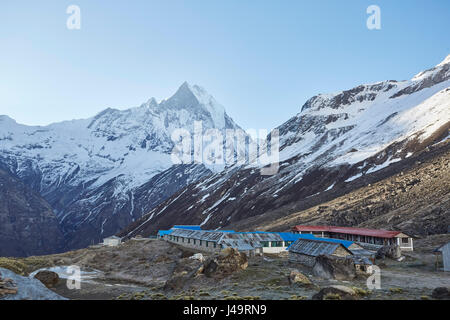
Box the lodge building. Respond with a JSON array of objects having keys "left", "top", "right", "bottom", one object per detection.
[{"left": 291, "top": 225, "right": 414, "bottom": 251}]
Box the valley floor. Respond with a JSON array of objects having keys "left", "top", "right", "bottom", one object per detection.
[{"left": 1, "top": 236, "right": 449, "bottom": 300}]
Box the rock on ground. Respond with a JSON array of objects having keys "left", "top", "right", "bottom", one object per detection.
[
  {"left": 203, "top": 248, "right": 248, "bottom": 279},
  {"left": 312, "top": 255, "right": 356, "bottom": 280},
  {"left": 288, "top": 270, "right": 312, "bottom": 286},
  {"left": 0, "top": 273, "right": 18, "bottom": 298},
  {"left": 34, "top": 270, "right": 60, "bottom": 288},
  {"left": 0, "top": 268, "right": 66, "bottom": 300},
  {"left": 376, "top": 245, "right": 402, "bottom": 260},
  {"left": 432, "top": 287, "right": 450, "bottom": 300},
  {"left": 189, "top": 253, "right": 205, "bottom": 262},
  {"left": 312, "top": 285, "right": 357, "bottom": 300}
]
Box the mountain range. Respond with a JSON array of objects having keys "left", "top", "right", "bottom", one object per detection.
[
  {"left": 1, "top": 55, "right": 449, "bottom": 256},
  {"left": 120, "top": 55, "right": 450, "bottom": 239},
  {"left": 0, "top": 83, "right": 241, "bottom": 253}
]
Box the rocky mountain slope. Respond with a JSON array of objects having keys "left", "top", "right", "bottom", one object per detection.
[
  {"left": 121, "top": 55, "right": 450, "bottom": 238},
  {"left": 243, "top": 139, "right": 450, "bottom": 236},
  {"left": 0, "top": 83, "right": 241, "bottom": 251},
  {"left": 0, "top": 167, "right": 65, "bottom": 257}
]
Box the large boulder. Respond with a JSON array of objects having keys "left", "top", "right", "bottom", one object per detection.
[
  {"left": 312, "top": 285, "right": 357, "bottom": 300},
  {"left": 312, "top": 255, "right": 356, "bottom": 280},
  {"left": 33, "top": 271, "right": 60, "bottom": 288},
  {"left": 376, "top": 245, "right": 402, "bottom": 260},
  {"left": 432, "top": 287, "right": 450, "bottom": 300},
  {"left": 288, "top": 270, "right": 312, "bottom": 286},
  {"left": 202, "top": 248, "right": 248, "bottom": 279},
  {"left": 0, "top": 268, "right": 65, "bottom": 300},
  {"left": 0, "top": 273, "right": 18, "bottom": 298}
]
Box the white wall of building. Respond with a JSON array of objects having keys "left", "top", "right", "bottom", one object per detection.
[{"left": 103, "top": 238, "right": 121, "bottom": 246}]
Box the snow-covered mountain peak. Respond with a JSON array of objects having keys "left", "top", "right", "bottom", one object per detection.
[
  {"left": 412, "top": 54, "right": 450, "bottom": 82},
  {"left": 299, "top": 80, "right": 399, "bottom": 114},
  {"left": 436, "top": 54, "right": 450, "bottom": 67},
  {"left": 0, "top": 115, "right": 17, "bottom": 125},
  {"left": 156, "top": 82, "right": 228, "bottom": 129},
  {"left": 0, "top": 82, "right": 244, "bottom": 249},
  {"left": 140, "top": 97, "right": 158, "bottom": 108},
  {"left": 274, "top": 57, "right": 450, "bottom": 167}
]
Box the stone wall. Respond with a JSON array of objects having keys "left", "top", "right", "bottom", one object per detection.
[
  {"left": 334, "top": 246, "right": 352, "bottom": 257},
  {"left": 288, "top": 252, "right": 316, "bottom": 267}
]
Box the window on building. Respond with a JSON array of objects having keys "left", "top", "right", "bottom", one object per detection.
[
  {"left": 187, "top": 239, "right": 190, "bottom": 244},
  {"left": 261, "top": 241, "right": 270, "bottom": 248},
  {"left": 285, "top": 241, "right": 292, "bottom": 246},
  {"left": 401, "top": 238, "right": 409, "bottom": 244},
  {"left": 206, "top": 242, "right": 209, "bottom": 247},
  {"left": 271, "top": 241, "right": 283, "bottom": 247},
  {"left": 193, "top": 239, "right": 196, "bottom": 245},
  {"left": 200, "top": 240, "right": 203, "bottom": 246},
  {"left": 213, "top": 243, "right": 217, "bottom": 248}
]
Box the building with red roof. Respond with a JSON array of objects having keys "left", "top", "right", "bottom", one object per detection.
[{"left": 291, "top": 225, "right": 414, "bottom": 251}]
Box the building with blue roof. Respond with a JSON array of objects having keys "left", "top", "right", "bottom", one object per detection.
[
  {"left": 157, "top": 230, "right": 174, "bottom": 238},
  {"left": 159, "top": 226, "right": 368, "bottom": 256},
  {"left": 173, "top": 225, "right": 202, "bottom": 231}
]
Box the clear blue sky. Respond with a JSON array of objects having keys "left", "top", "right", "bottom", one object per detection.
[{"left": 1, "top": 0, "right": 449, "bottom": 130}]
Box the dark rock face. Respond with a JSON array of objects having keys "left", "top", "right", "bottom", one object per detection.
[
  {"left": 0, "top": 153, "right": 212, "bottom": 251},
  {"left": 34, "top": 271, "right": 59, "bottom": 288},
  {"left": 59, "top": 164, "right": 212, "bottom": 250},
  {"left": 376, "top": 245, "right": 402, "bottom": 260},
  {"left": 312, "top": 255, "right": 357, "bottom": 280},
  {"left": 390, "top": 63, "right": 449, "bottom": 99},
  {"left": 0, "top": 168, "right": 65, "bottom": 257},
  {"left": 432, "top": 287, "right": 450, "bottom": 300}
]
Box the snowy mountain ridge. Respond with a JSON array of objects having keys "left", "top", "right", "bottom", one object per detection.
[{"left": 0, "top": 82, "right": 241, "bottom": 249}]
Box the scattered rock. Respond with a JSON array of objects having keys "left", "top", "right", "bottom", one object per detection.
[
  {"left": 312, "top": 285, "right": 357, "bottom": 300},
  {"left": 202, "top": 248, "right": 248, "bottom": 279},
  {"left": 312, "top": 255, "right": 356, "bottom": 280},
  {"left": 288, "top": 270, "right": 312, "bottom": 286},
  {"left": 33, "top": 270, "right": 60, "bottom": 288},
  {"left": 189, "top": 253, "right": 205, "bottom": 263},
  {"left": 432, "top": 287, "right": 450, "bottom": 300},
  {"left": 376, "top": 244, "right": 402, "bottom": 260}
]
